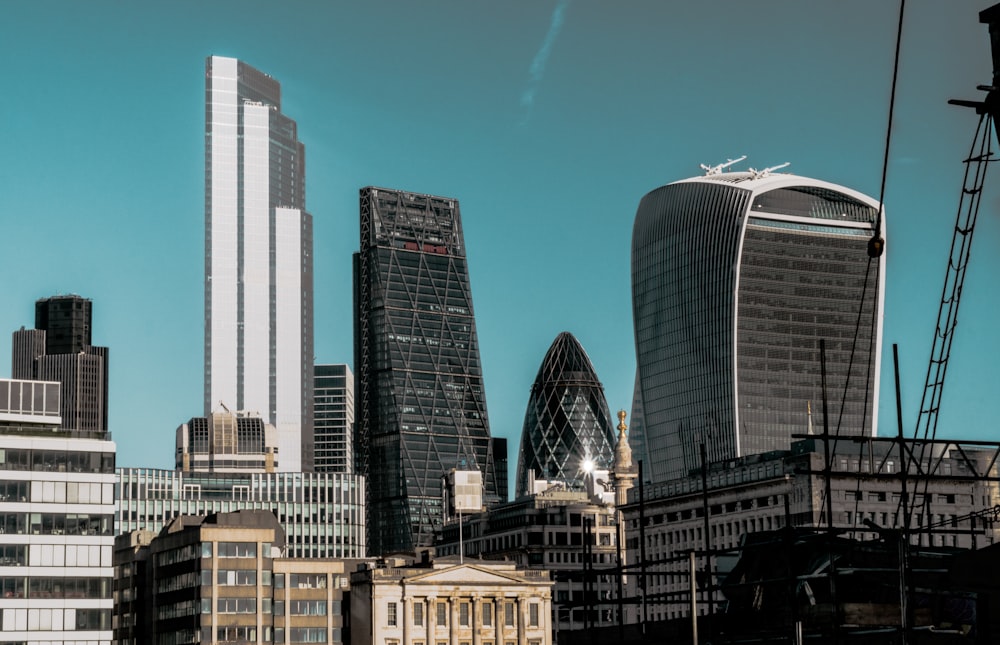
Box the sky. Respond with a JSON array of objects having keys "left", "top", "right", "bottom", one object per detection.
[{"left": 1, "top": 1, "right": 999, "bottom": 480}]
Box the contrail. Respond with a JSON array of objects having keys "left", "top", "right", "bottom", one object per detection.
[{"left": 520, "top": 0, "right": 570, "bottom": 113}]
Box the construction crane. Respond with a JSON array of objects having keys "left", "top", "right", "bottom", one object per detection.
[{"left": 912, "top": 6, "right": 999, "bottom": 446}]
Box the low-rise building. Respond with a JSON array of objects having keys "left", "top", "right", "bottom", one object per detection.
[
  {"left": 114, "top": 509, "right": 348, "bottom": 644},
  {"left": 116, "top": 467, "right": 366, "bottom": 558},
  {"left": 350, "top": 556, "right": 553, "bottom": 645},
  {"left": 436, "top": 483, "right": 617, "bottom": 633},
  {"left": 620, "top": 437, "right": 1000, "bottom": 623}
]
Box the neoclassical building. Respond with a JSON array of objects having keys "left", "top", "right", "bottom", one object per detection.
[{"left": 350, "top": 558, "right": 553, "bottom": 645}]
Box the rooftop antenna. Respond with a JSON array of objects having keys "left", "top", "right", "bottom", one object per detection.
[
  {"left": 700, "top": 155, "right": 746, "bottom": 176},
  {"left": 747, "top": 162, "right": 790, "bottom": 179}
]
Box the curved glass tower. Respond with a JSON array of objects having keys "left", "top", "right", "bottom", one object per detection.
[
  {"left": 515, "top": 332, "right": 616, "bottom": 498},
  {"left": 631, "top": 171, "right": 885, "bottom": 483}
]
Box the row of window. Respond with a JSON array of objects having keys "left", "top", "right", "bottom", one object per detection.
[
  {"left": 275, "top": 573, "right": 330, "bottom": 589},
  {"left": 0, "top": 478, "right": 113, "bottom": 505},
  {"left": 0, "top": 576, "right": 109, "bottom": 599},
  {"left": 0, "top": 608, "right": 110, "bottom": 631},
  {"left": 0, "top": 512, "right": 113, "bottom": 536},
  {"left": 0, "top": 448, "right": 114, "bottom": 474},
  {"left": 388, "top": 600, "right": 539, "bottom": 628}
]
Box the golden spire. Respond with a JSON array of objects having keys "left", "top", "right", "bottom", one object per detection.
[{"left": 614, "top": 409, "right": 633, "bottom": 473}]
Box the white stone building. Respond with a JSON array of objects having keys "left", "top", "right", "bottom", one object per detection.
[{"left": 350, "top": 558, "right": 553, "bottom": 645}]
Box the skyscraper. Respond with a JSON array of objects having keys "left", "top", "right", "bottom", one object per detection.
[
  {"left": 204, "top": 56, "right": 313, "bottom": 472},
  {"left": 313, "top": 364, "right": 354, "bottom": 473},
  {"left": 631, "top": 169, "right": 885, "bottom": 483},
  {"left": 12, "top": 294, "right": 109, "bottom": 433},
  {"left": 514, "top": 332, "right": 616, "bottom": 498},
  {"left": 355, "top": 186, "right": 496, "bottom": 555}
]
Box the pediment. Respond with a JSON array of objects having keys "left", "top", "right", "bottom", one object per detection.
[{"left": 405, "top": 564, "right": 533, "bottom": 585}]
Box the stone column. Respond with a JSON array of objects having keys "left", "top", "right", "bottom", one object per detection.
[
  {"left": 495, "top": 596, "right": 505, "bottom": 645},
  {"left": 449, "top": 594, "right": 458, "bottom": 645},
  {"left": 427, "top": 595, "right": 437, "bottom": 645},
  {"left": 517, "top": 594, "right": 527, "bottom": 643},
  {"left": 471, "top": 595, "right": 482, "bottom": 645},
  {"left": 402, "top": 596, "right": 411, "bottom": 645}
]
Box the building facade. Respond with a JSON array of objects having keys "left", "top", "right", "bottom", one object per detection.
[
  {"left": 0, "top": 378, "right": 116, "bottom": 644},
  {"left": 314, "top": 364, "right": 354, "bottom": 474},
  {"left": 619, "top": 437, "right": 1000, "bottom": 623},
  {"left": 515, "top": 332, "right": 616, "bottom": 499},
  {"left": 113, "top": 510, "right": 347, "bottom": 645},
  {"left": 354, "top": 187, "right": 497, "bottom": 555},
  {"left": 205, "top": 55, "right": 314, "bottom": 472},
  {"left": 175, "top": 409, "right": 278, "bottom": 473},
  {"left": 436, "top": 480, "right": 620, "bottom": 634},
  {"left": 116, "top": 468, "right": 366, "bottom": 559},
  {"left": 350, "top": 557, "right": 553, "bottom": 645},
  {"left": 631, "top": 169, "right": 885, "bottom": 482},
  {"left": 12, "top": 294, "right": 109, "bottom": 433}
]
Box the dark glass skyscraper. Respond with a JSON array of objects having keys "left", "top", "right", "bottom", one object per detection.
[
  {"left": 12, "top": 295, "right": 109, "bottom": 434},
  {"left": 514, "top": 332, "right": 615, "bottom": 498},
  {"left": 631, "top": 170, "right": 885, "bottom": 483},
  {"left": 354, "top": 187, "right": 496, "bottom": 555}
]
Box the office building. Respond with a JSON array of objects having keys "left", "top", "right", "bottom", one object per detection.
[
  {"left": 0, "top": 377, "right": 116, "bottom": 644},
  {"left": 205, "top": 55, "right": 314, "bottom": 472},
  {"left": 350, "top": 556, "right": 553, "bottom": 645},
  {"left": 314, "top": 364, "right": 354, "bottom": 473},
  {"left": 354, "top": 187, "right": 496, "bottom": 555},
  {"left": 116, "top": 468, "right": 366, "bottom": 559},
  {"left": 113, "top": 510, "right": 347, "bottom": 645},
  {"left": 515, "top": 332, "right": 616, "bottom": 499},
  {"left": 619, "top": 436, "right": 1000, "bottom": 622},
  {"left": 631, "top": 169, "right": 885, "bottom": 482},
  {"left": 12, "top": 294, "right": 109, "bottom": 433},
  {"left": 175, "top": 408, "right": 278, "bottom": 473},
  {"left": 436, "top": 480, "right": 619, "bottom": 634}
]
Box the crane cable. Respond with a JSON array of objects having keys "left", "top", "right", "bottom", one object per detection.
[{"left": 822, "top": 0, "right": 903, "bottom": 529}]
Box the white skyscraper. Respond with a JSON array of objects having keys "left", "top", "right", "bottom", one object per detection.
[{"left": 205, "top": 56, "right": 313, "bottom": 472}]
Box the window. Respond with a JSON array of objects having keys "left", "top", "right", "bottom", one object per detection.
[
  {"left": 216, "top": 569, "right": 256, "bottom": 585},
  {"left": 289, "top": 627, "right": 327, "bottom": 642},
  {"left": 482, "top": 602, "right": 492, "bottom": 626},
  {"left": 217, "top": 542, "right": 257, "bottom": 558},
  {"left": 217, "top": 597, "right": 256, "bottom": 613},
  {"left": 413, "top": 602, "right": 424, "bottom": 626},
  {"left": 529, "top": 603, "right": 539, "bottom": 627},
  {"left": 504, "top": 602, "right": 515, "bottom": 627},
  {"left": 387, "top": 602, "right": 398, "bottom": 626},
  {"left": 459, "top": 602, "right": 470, "bottom": 626},
  {"left": 437, "top": 601, "right": 447, "bottom": 626}
]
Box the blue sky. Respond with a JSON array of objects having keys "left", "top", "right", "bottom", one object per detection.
[{"left": 1, "top": 1, "right": 999, "bottom": 476}]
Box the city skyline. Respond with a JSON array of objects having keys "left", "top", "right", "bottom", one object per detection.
[{"left": 1, "top": 2, "right": 999, "bottom": 475}]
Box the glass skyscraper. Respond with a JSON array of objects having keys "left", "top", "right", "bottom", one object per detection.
[
  {"left": 631, "top": 170, "right": 885, "bottom": 483},
  {"left": 354, "top": 186, "right": 496, "bottom": 555},
  {"left": 514, "top": 332, "right": 615, "bottom": 498},
  {"left": 204, "top": 56, "right": 313, "bottom": 472}
]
